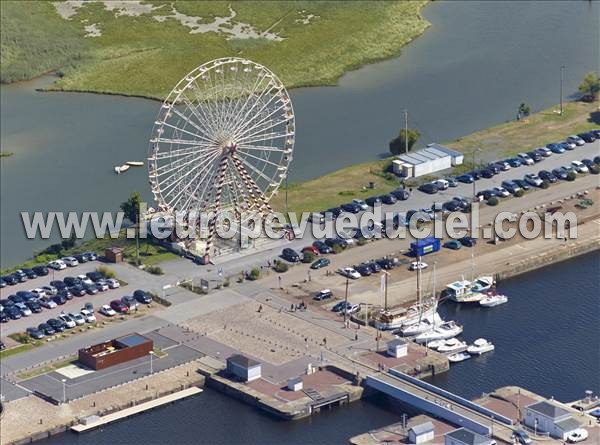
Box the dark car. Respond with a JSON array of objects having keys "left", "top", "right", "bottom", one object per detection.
[
  {"left": 110, "top": 300, "right": 129, "bottom": 313},
  {"left": 38, "top": 323, "right": 56, "bottom": 336},
  {"left": 418, "top": 183, "right": 439, "bottom": 194},
  {"left": 282, "top": 248, "right": 300, "bottom": 262},
  {"left": 324, "top": 207, "right": 343, "bottom": 219},
  {"left": 311, "top": 258, "right": 331, "bottom": 270},
  {"left": 354, "top": 264, "right": 372, "bottom": 276},
  {"left": 578, "top": 132, "right": 596, "bottom": 143},
  {"left": 312, "top": 240, "right": 333, "bottom": 254},
  {"left": 527, "top": 151, "right": 543, "bottom": 162},
  {"left": 16, "top": 291, "right": 37, "bottom": 302},
  {"left": 25, "top": 300, "right": 42, "bottom": 313},
  {"left": 6, "top": 305, "right": 22, "bottom": 319},
  {"left": 476, "top": 190, "right": 497, "bottom": 200},
  {"left": 547, "top": 143, "right": 565, "bottom": 154},
  {"left": 376, "top": 258, "right": 395, "bottom": 270},
  {"left": 365, "top": 196, "right": 382, "bottom": 207},
  {"left": 480, "top": 169, "right": 494, "bottom": 179},
  {"left": 313, "top": 289, "right": 333, "bottom": 301},
  {"left": 324, "top": 237, "right": 347, "bottom": 249},
  {"left": 446, "top": 177, "right": 458, "bottom": 187},
  {"left": 133, "top": 289, "right": 153, "bottom": 304},
  {"left": 594, "top": 155, "right": 600, "bottom": 164},
  {"left": 390, "top": 189, "right": 410, "bottom": 200},
  {"left": 0, "top": 278, "right": 5, "bottom": 288},
  {"left": 73, "top": 253, "right": 90, "bottom": 263},
  {"left": 467, "top": 170, "right": 481, "bottom": 180},
  {"left": 444, "top": 240, "right": 462, "bottom": 250},
  {"left": 0, "top": 311, "right": 9, "bottom": 323},
  {"left": 50, "top": 280, "right": 68, "bottom": 290},
  {"left": 63, "top": 276, "right": 81, "bottom": 287},
  {"left": 32, "top": 265, "right": 50, "bottom": 276},
  {"left": 84, "top": 283, "right": 99, "bottom": 295},
  {"left": 8, "top": 294, "right": 24, "bottom": 304},
  {"left": 486, "top": 164, "right": 500, "bottom": 174},
  {"left": 538, "top": 170, "right": 557, "bottom": 183},
  {"left": 22, "top": 268, "right": 38, "bottom": 279},
  {"left": 70, "top": 285, "right": 86, "bottom": 297},
  {"left": 513, "top": 178, "right": 532, "bottom": 191},
  {"left": 443, "top": 200, "right": 461, "bottom": 212},
  {"left": 581, "top": 158, "right": 595, "bottom": 169},
  {"left": 84, "top": 251, "right": 98, "bottom": 261},
  {"left": 456, "top": 174, "right": 474, "bottom": 184},
  {"left": 380, "top": 194, "right": 397, "bottom": 205},
  {"left": 452, "top": 196, "right": 471, "bottom": 210},
  {"left": 341, "top": 202, "right": 361, "bottom": 214},
  {"left": 2, "top": 275, "right": 18, "bottom": 285},
  {"left": 551, "top": 168, "right": 568, "bottom": 180},
  {"left": 47, "top": 318, "right": 66, "bottom": 332},
  {"left": 13, "top": 270, "right": 28, "bottom": 282},
  {"left": 52, "top": 294, "right": 67, "bottom": 305},
  {"left": 366, "top": 261, "right": 381, "bottom": 273},
  {"left": 57, "top": 289, "right": 73, "bottom": 300},
  {"left": 506, "top": 158, "right": 522, "bottom": 168},
  {"left": 86, "top": 271, "right": 105, "bottom": 282},
  {"left": 27, "top": 327, "right": 45, "bottom": 340},
  {"left": 459, "top": 236, "right": 477, "bottom": 247},
  {"left": 501, "top": 180, "right": 521, "bottom": 194},
  {"left": 512, "top": 430, "right": 533, "bottom": 445},
  {"left": 559, "top": 142, "right": 575, "bottom": 151}
]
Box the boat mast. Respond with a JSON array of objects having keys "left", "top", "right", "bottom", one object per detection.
[
  {"left": 416, "top": 255, "right": 422, "bottom": 306},
  {"left": 470, "top": 249, "right": 475, "bottom": 282}
]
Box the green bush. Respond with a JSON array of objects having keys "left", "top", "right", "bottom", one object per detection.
[
  {"left": 566, "top": 172, "right": 577, "bottom": 181},
  {"left": 301, "top": 252, "right": 315, "bottom": 263},
  {"left": 223, "top": 278, "right": 231, "bottom": 287},
  {"left": 97, "top": 265, "right": 116, "bottom": 279},
  {"left": 146, "top": 265, "right": 163, "bottom": 275},
  {"left": 357, "top": 237, "right": 368, "bottom": 246},
  {"left": 589, "top": 165, "right": 599, "bottom": 175},
  {"left": 249, "top": 268, "right": 261, "bottom": 280},
  {"left": 487, "top": 196, "right": 499, "bottom": 206},
  {"left": 514, "top": 189, "right": 525, "bottom": 198},
  {"left": 540, "top": 181, "right": 550, "bottom": 189},
  {"left": 274, "top": 261, "right": 289, "bottom": 273},
  {"left": 332, "top": 244, "right": 343, "bottom": 254}
]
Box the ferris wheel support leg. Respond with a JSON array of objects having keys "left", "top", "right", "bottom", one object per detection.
[
  {"left": 204, "top": 155, "right": 229, "bottom": 261},
  {"left": 230, "top": 154, "right": 273, "bottom": 213}
]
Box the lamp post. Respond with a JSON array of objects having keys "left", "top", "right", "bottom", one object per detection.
[
  {"left": 61, "top": 378, "right": 67, "bottom": 404},
  {"left": 343, "top": 275, "right": 349, "bottom": 326},
  {"left": 149, "top": 350, "right": 155, "bottom": 374}
]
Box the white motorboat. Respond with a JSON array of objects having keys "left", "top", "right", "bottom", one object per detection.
[
  {"left": 467, "top": 338, "right": 495, "bottom": 355},
  {"left": 400, "top": 312, "right": 443, "bottom": 336},
  {"left": 425, "top": 339, "right": 445, "bottom": 349},
  {"left": 479, "top": 293, "right": 508, "bottom": 307},
  {"left": 126, "top": 161, "right": 144, "bottom": 167},
  {"left": 471, "top": 276, "right": 495, "bottom": 293},
  {"left": 437, "top": 338, "right": 468, "bottom": 354},
  {"left": 415, "top": 321, "right": 463, "bottom": 344},
  {"left": 114, "top": 164, "right": 130, "bottom": 174},
  {"left": 448, "top": 352, "right": 471, "bottom": 363}
]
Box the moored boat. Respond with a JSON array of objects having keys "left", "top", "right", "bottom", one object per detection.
[
  {"left": 114, "top": 164, "right": 130, "bottom": 174},
  {"left": 126, "top": 161, "right": 144, "bottom": 167},
  {"left": 425, "top": 339, "right": 445, "bottom": 349},
  {"left": 448, "top": 352, "right": 471, "bottom": 363},
  {"left": 437, "top": 338, "right": 468, "bottom": 354},
  {"left": 399, "top": 312, "right": 443, "bottom": 336},
  {"left": 415, "top": 321, "right": 463, "bottom": 344},
  {"left": 479, "top": 292, "right": 508, "bottom": 307},
  {"left": 467, "top": 338, "right": 495, "bottom": 355}
]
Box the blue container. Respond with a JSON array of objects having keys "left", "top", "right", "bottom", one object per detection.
[{"left": 410, "top": 237, "right": 441, "bottom": 257}]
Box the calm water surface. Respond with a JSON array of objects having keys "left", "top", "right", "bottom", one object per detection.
[
  {"left": 1, "top": 1, "right": 598, "bottom": 266},
  {"left": 38, "top": 252, "right": 600, "bottom": 445}
]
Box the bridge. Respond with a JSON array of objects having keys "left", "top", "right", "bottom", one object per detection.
[{"left": 365, "top": 369, "right": 515, "bottom": 440}]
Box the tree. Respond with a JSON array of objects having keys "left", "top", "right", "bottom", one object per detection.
[
  {"left": 518, "top": 103, "right": 531, "bottom": 117},
  {"left": 120, "top": 191, "right": 143, "bottom": 265},
  {"left": 389, "top": 128, "right": 420, "bottom": 155},
  {"left": 301, "top": 252, "right": 315, "bottom": 263},
  {"left": 578, "top": 72, "right": 600, "bottom": 101}
]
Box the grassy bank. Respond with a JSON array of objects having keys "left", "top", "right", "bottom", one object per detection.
[
  {"left": 272, "top": 101, "right": 598, "bottom": 215},
  {"left": 1, "top": 1, "right": 430, "bottom": 99}
]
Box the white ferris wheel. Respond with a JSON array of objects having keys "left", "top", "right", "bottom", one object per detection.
[{"left": 148, "top": 58, "right": 295, "bottom": 223}]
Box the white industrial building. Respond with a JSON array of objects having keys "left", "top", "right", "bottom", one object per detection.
[
  {"left": 226, "top": 354, "right": 262, "bottom": 383},
  {"left": 524, "top": 400, "right": 581, "bottom": 440},
  {"left": 444, "top": 428, "right": 495, "bottom": 445},
  {"left": 392, "top": 143, "right": 464, "bottom": 178},
  {"left": 387, "top": 338, "right": 408, "bottom": 358},
  {"left": 408, "top": 421, "right": 435, "bottom": 444}
]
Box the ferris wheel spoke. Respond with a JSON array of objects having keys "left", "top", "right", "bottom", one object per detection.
[
  {"left": 153, "top": 140, "right": 218, "bottom": 157},
  {"left": 170, "top": 103, "right": 216, "bottom": 144},
  {"left": 236, "top": 144, "right": 287, "bottom": 153},
  {"left": 231, "top": 100, "right": 289, "bottom": 142},
  {"left": 233, "top": 113, "right": 289, "bottom": 146},
  {"left": 236, "top": 149, "right": 284, "bottom": 169},
  {"left": 222, "top": 67, "right": 259, "bottom": 134},
  {"left": 183, "top": 82, "right": 220, "bottom": 137},
  {"left": 225, "top": 71, "right": 271, "bottom": 135},
  {"left": 160, "top": 121, "right": 218, "bottom": 146},
  {"left": 236, "top": 154, "right": 278, "bottom": 186},
  {"left": 230, "top": 84, "right": 284, "bottom": 141},
  {"left": 237, "top": 130, "right": 294, "bottom": 146}
]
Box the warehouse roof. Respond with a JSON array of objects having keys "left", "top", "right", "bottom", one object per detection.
[
  {"left": 445, "top": 428, "right": 494, "bottom": 445},
  {"left": 527, "top": 401, "right": 571, "bottom": 420},
  {"left": 396, "top": 144, "right": 458, "bottom": 166},
  {"left": 409, "top": 421, "right": 434, "bottom": 435},
  {"left": 227, "top": 354, "right": 261, "bottom": 368}
]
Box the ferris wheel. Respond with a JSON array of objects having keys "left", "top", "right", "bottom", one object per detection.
[{"left": 148, "top": 57, "right": 295, "bottom": 220}]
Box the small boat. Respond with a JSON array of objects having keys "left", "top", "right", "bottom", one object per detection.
[
  {"left": 467, "top": 338, "right": 495, "bottom": 355},
  {"left": 448, "top": 352, "right": 471, "bottom": 363},
  {"left": 479, "top": 293, "right": 508, "bottom": 307},
  {"left": 425, "top": 339, "right": 445, "bottom": 349},
  {"left": 114, "top": 164, "right": 130, "bottom": 174},
  {"left": 400, "top": 312, "right": 443, "bottom": 336},
  {"left": 437, "top": 338, "right": 468, "bottom": 354},
  {"left": 415, "top": 321, "right": 463, "bottom": 344},
  {"left": 126, "top": 161, "right": 144, "bottom": 167}
]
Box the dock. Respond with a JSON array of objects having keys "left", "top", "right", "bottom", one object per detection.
[{"left": 71, "top": 387, "right": 203, "bottom": 433}]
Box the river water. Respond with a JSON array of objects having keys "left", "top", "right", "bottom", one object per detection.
[
  {"left": 1, "top": 1, "right": 598, "bottom": 267},
  {"left": 37, "top": 251, "right": 600, "bottom": 445}
]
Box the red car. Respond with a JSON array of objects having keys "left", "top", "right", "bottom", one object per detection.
[
  {"left": 301, "top": 246, "right": 319, "bottom": 256},
  {"left": 110, "top": 300, "right": 129, "bottom": 313}
]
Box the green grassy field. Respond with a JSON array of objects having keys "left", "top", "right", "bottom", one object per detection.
[
  {"left": 272, "top": 101, "right": 599, "bottom": 215},
  {"left": 1, "top": 1, "right": 430, "bottom": 99}
]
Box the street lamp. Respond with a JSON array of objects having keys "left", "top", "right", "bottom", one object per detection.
[
  {"left": 343, "top": 275, "right": 349, "bottom": 326},
  {"left": 61, "top": 378, "right": 67, "bottom": 404},
  {"left": 149, "top": 350, "right": 155, "bottom": 374}
]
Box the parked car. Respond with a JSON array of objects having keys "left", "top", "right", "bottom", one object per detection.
[
  {"left": 313, "top": 289, "right": 333, "bottom": 301},
  {"left": 27, "top": 327, "right": 45, "bottom": 340},
  {"left": 17, "top": 291, "right": 36, "bottom": 302},
  {"left": 511, "top": 431, "right": 532, "bottom": 445},
  {"left": 38, "top": 323, "right": 56, "bottom": 336},
  {"left": 343, "top": 303, "right": 360, "bottom": 315},
  {"left": 418, "top": 183, "right": 439, "bottom": 194},
  {"left": 15, "top": 302, "right": 32, "bottom": 317},
  {"left": 13, "top": 270, "right": 28, "bottom": 282},
  {"left": 341, "top": 202, "right": 361, "bottom": 213},
  {"left": 133, "top": 290, "right": 152, "bottom": 304},
  {"left": 32, "top": 265, "right": 49, "bottom": 276},
  {"left": 311, "top": 258, "right": 331, "bottom": 270},
  {"left": 485, "top": 164, "right": 499, "bottom": 174},
  {"left": 552, "top": 167, "right": 569, "bottom": 180},
  {"left": 70, "top": 285, "right": 86, "bottom": 297},
  {"left": 538, "top": 170, "right": 557, "bottom": 183},
  {"left": 332, "top": 301, "right": 351, "bottom": 313},
  {"left": 524, "top": 173, "right": 543, "bottom": 187},
  {"left": 48, "top": 260, "right": 67, "bottom": 270},
  {"left": 444, "top": 240, "right": 462, "bottom": 250},
  {"left": 442, "top": 200, "right": 461, "bottom": 212},
  {"left": 308, "top": 212, "right": 325, "bottom": 224},
  {"left": 22, "top": 268, "right": 38, "bottom": 279},
  {"left": 517, "top": 153, "right": 534, "bottom": 165},
  {"left": 339, "top": 267, "right": 361, "bottom": 279},
  {"left": 8, "top": 294, "right": 25, "bottom": 304},
  {"left": 566, "top": 135, "right": 585, "bottom": 146},
  {"left": 56, "top": 288, "right": 73, "bottom": 300},
  {"left": 2, "top": 275, "right": 18, "bottom": 285},
  {"left": 110, "top": 300, "right": 129, "bottom": 313},
  {"left": 106, "top": 278, "right": 120, "bottom": 289},
  {"left": 571, "top": 160, "right": 588, "bottom": 173},
  {"left": 366, "top": 261, "right": 381, "bottom": 273},
  {"left": 68, "top": 312, "right": 86, "bottom": 326},
  {"left": 80, "top": 309, "right": 96, "bottom": 323},
  {"left": 452, "top": 196, "right": 470, "bottom": 210},
  {"left": 376, "top": 258, "right": 395, "bottom": 270},
  {"left": 282, "top": 248, "right": 300, "bottom": 262},
  {"left": 581, "top": 158, "right": 594, "bottom": 169},
  {"left": 527, "top": 150, "right": 543, "bottom": 162},
  {"left": 479, "top": 169, "right": 494, "bottom": 179},
  {"left": 0, "top": 311, "right": 8, "bottom": 323},
  {"left": 95, "top": 280, "right": 109, "bottom": 292},
  {"left": 512, "top": 178, "right": 531, "bottom": 191},
  {"left": 547, "top": 143, "right": 565, "bottom": 154},
  {"left": 459, "top": 236, "right": 477, "bottom": 247},
  {"left": 121, "top": 296, "right": 140, "bottom": 311},
  {"left": 380, "top": 194, "right": 397, "bottom": 205},
  {"left": 501, "top": 180, "right": 521, "bottom": 194},
  {"left": 6, "top": 305, "right": 22, "bottom": 319},
  {"left": 390, "top": 189, "right": 410, "bottom": 200},
  {"left": 432, "top": 179, "right": 449, "bottom": 190},
  {"left": 446, "top": 177, "right": 458, "bottom": 187},
  {"left": 560, "top": 140, "right": 576, "bottom": 150},
  {"left": 25, "top": 300, "right": 42, "bottom": 313},
  {"left": 61, "top": 256, "right": 79, "bottom": 267},
  {"left": 47, "top": 318, "right": 66, "bottom": 332},
  {"left": 77, "top": 275, "right": 93, "bottom": 285},
  {"left": 84, "top": 283, "right": 99, "bottom": 295},
  {"left": 0, "top": 278, "right": 6, "bottom": 288},
  {"left": 99, "top": 304, "right": 117, "bottom": 317},
  {"left": 83, "top": 302, "right": 94, "bottom": 313},
  {"left": 312, "top": 240, "right": 333, "bottom": 254},
  {"left": 63, "top": 276, "right": 81, "bottom": 287},
  {"left": 86, "top": 271, "right": 105, "bottom": 282},
  {"left": 535, "top": 147, "right": 552, "bottom": 157},
  {"left": 365, "top": 196, "right": 381, "bottom": 207},
  {"left": 325, "top": 237, "right": 348, "bottom": 249},
  {"left": 84, "top": 251, "right": 98, "bottom": 261},
  {"left": 578, "top": 132, "right": 596, "bottom": 143},
  {"left": 52, "top": 294, "right": 67, "bottom": 305},
  {"left": 73, "top": 253, "right": 90, "bottom": 263},
  {"left": 352, "top": 199, "right": 368, "bottom": 210},
  {"left": 506, "top": 158, "right": 522, "bottom": 168},
  {"left": 476, "top": 190, "right": 497, "bottom": 200},
  {"left": 456, "top": 174, "right": 474, "bottom": 184},
  {"left": 42, "top": 285, "right": 58, "bottom": 296},
  {"left": 409, "top": 261, "right": 428, "bottom": 271},
  {"left": 492, "top": 186, "right": 510, "bottom": 197},
  {"left": 354, "top": 264, "right": 372, "bottom": 276},
  {"left": 467, "top": 170, "right": 481, "bottom": 180},
  {"left": 566, "top": 429, "right": 589, "bottom": 443},
  {"left": 39, "top": 297, "right": 58, "bottom": 309}
]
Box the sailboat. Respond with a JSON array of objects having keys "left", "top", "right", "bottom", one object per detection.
[{"left": 399, "top": 262, "right": 442, "bottom": 336}]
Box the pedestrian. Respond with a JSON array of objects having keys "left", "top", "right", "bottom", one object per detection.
[
  {"left": 354, "top": 332, "right": 358, "bottom": 341},
  {"left": 267, "top": 260, "right": 271, "bottom": 268},
  {"left": 257, "top": 304, "right": 262, "bottom": 313},
  {"left": 323, "top": 337, "right": 327, "bottom": 346},
  {"left": 290, "top": 303, "right": 294, "bottom": 312}
]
